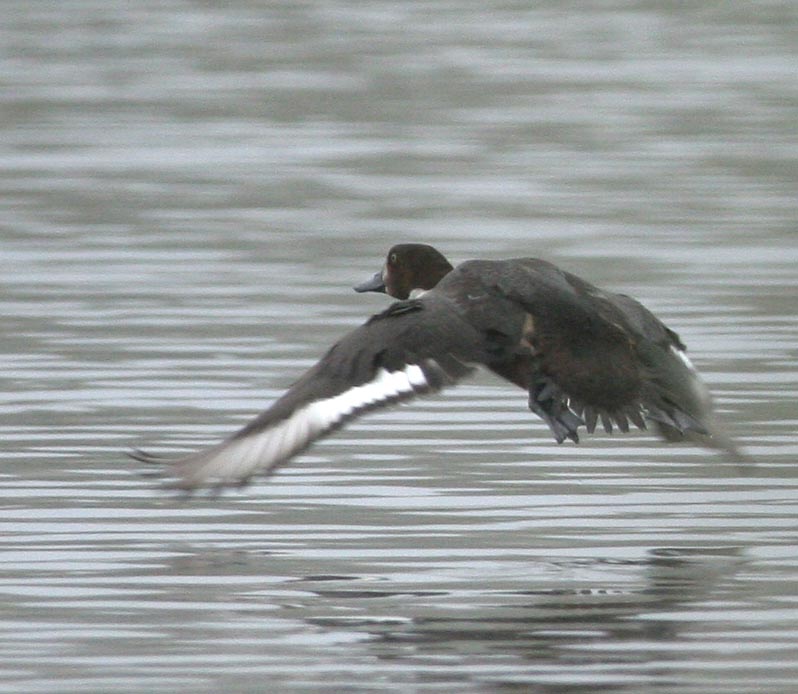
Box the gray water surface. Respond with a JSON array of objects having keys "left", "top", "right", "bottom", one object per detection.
[{"left": 1, "top": 2, "right": 797, "bottom": 693}]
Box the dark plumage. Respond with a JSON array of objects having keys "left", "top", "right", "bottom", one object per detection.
[{"left": 133, "top": 243, "right": 740, "bottom": 491}]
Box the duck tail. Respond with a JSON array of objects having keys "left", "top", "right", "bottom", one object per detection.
[{"left": 642, "top": 343, "right": 745, "bottom": 462}]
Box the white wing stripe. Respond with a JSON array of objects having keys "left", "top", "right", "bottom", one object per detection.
[
  {"left": 173, "top": 363, "right": 435, "bottom": 489},
  {"left": 671, "top": 345, "right": 696, "bottom": 372},
  {"left": 405, "top": 364, "right": 427, "bottom": 388}
]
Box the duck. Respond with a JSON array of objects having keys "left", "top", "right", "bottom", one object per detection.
[{"left": 133, "top": 243, "right": 740, "bottom": 491}]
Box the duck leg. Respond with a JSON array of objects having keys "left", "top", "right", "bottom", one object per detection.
[{"left": 528, "top": 379, "right": 583, "bottom": 444}]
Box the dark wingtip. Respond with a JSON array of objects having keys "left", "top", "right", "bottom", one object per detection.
[
  {"left": 129, "top": 448, "right": 198, "bottom": 496},
  {"left": 127, "top": 448, "right": 164, "bottom": 465},
  {"left": 129, "top": 448, "right": 173, "bottom": 484}
]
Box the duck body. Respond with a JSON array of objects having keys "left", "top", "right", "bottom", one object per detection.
[{"left": 134, "top": 244, "right": 739, "bottom": 491}]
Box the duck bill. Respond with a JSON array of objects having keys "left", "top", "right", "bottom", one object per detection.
[{"left": 353, "top": 270, "right": 386, "bottom": 294}]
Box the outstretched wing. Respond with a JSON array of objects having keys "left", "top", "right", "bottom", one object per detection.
[{"left": 132, "top": 298, "right": 478, "bottom": 492}]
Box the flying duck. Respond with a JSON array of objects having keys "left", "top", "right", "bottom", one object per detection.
[{"left": 133, "top": 243, "right": 740, "bottom": 491}]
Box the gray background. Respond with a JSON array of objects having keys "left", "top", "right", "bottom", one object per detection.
[{"left": 1, "top": 2, "right": 796, "bottom": 693}]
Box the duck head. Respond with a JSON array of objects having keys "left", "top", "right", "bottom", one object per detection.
[{"left": 354, "top": 243, "right": 454, "bottom": 300}]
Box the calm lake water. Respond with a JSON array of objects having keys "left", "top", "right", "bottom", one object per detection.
[{"left": 1, "top": 2, "right": 797, "bottom": 693}]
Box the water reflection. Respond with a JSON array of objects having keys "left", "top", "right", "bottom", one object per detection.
[{"left": 294, "top": 547, "right": 750, "bottom": 690}]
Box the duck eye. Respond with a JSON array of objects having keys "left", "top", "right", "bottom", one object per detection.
[{"left": 389, "top": 253, "right": 398, "bottom": 264}]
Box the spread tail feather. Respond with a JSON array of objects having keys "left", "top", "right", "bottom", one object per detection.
[{"left": 641, "top": 344, "right": 744, "bottom": 461}]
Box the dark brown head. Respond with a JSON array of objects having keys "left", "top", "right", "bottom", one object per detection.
[{"left": 354, "top": 244, "right": 454, "bottom": 300}]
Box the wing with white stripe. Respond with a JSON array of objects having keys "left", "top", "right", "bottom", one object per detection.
[{"left": 132, "top": 298, "right": 478, "bottom": 491}]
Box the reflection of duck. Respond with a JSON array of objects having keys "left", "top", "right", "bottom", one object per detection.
[
  {"left": 300, "top": 546, "right": 746, "bottom": 667},
  {"left": 134, "top": 244, "right": 740, "bottom": 491}
]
